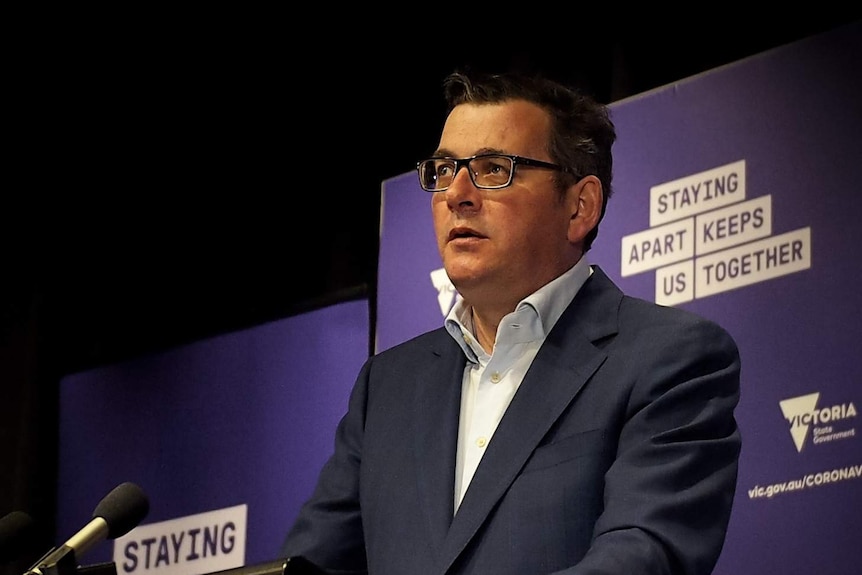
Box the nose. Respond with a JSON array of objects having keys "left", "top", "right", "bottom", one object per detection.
[{"left": 443, "top": 165, "right": 482, "bottom": 210}]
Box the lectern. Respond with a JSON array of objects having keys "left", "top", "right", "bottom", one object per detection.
[
  {"left": 25, "top": 556, "right": 321, "bottom": 575},
  {"left": 208, "top": 556, "right": 325, "bottom": 574}
]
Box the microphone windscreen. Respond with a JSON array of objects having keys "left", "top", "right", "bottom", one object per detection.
[
  {"left": 92, "top": 482, "right": 150, "bottom": 539},
  {"left": 0, "top": 510, "right": 37, "bottom": 563}
]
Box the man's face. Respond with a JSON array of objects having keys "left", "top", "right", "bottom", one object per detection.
[{"left": 431, "top": 99, "right": 579, "bottom": 308}]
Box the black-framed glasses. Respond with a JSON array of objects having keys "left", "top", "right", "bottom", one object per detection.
[{"left": 416, "top": 154, "right": 572, "bottom": 192}]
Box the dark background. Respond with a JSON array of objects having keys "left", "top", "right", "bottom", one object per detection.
[{"left": 2, "top": 13, "right": 858, "bottom": 573}]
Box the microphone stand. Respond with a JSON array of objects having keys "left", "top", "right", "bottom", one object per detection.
[
  {"left": 22, "top": 547, "right": 118, "bottom": 575},
  {"left": 22, "top": 545, "right": 77, "bottom": 575},
  {"left": 77, "top": 563, "right": 117, "bottom": 574}
]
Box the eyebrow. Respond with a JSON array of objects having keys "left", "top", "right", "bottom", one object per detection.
[{"left": 431, "top": 147, "right": 505, "bottom": 158}]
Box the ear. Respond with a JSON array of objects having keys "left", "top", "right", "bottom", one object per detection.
[{"left": 567, "top": 175, "right": 603, "bottom": 245}]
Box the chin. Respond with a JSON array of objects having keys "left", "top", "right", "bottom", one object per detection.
[{"left": 444, "top": 267, "right": 484, "bottom": 292}]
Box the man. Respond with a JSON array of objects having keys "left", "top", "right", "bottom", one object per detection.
[{"left": 282, "top": 70, "right": 741, "bottom": 575}]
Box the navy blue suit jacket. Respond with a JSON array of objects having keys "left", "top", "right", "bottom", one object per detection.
[{"left": 283, "top": 266, "right": 741, "bottom": 575}]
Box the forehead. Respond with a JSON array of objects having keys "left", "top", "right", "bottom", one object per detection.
[{"left": 438, "top": 99, "right": 551, "bottom": 156}]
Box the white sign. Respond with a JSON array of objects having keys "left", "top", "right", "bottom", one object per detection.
[{"left": 113, "top": 504, "right": 247, "bottom": 575}]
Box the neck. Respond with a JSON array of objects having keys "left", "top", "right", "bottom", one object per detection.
[{"left": 470, "top": 309, "right": 500, "bottom": 354}]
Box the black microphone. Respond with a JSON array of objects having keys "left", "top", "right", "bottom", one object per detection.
[
  {"left": 25, "top": 482, "right": 149, "bottom": 575},
  {"left": 0, "top": 510, "right": 37, "bottom": 564}
]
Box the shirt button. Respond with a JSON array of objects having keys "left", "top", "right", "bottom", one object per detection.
[
  {"left": 476, "top": 437, "right": 487, "bottom": 448},
  {"left": 490, "top": 372, "right": 501, "bottom": 383}
]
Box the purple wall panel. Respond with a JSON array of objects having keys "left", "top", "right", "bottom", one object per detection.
[{"left": 57, "top": 299, "right": 369, "bottom": 567}]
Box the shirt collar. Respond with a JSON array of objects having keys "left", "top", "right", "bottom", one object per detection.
[{"left": 444, "top": 258, "right": 593, "bottom": 361}]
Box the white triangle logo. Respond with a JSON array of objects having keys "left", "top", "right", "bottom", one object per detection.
[{"left": 779, "top": 392, "right": 820, "bottom": 452}]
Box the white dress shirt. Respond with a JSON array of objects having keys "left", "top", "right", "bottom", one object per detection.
[{"left": 444, "top": 258, "right": 593, "bottom": 512}]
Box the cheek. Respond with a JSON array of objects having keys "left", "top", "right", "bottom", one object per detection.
[
  {"left": 430, "top": 193, "right": 446, "bottom": 216},
  {"left": 509, "top": 201, "right": 567, "bottom": 245},
  {"left": 431, "top": 199, "right": 449, "bottom": 240}
]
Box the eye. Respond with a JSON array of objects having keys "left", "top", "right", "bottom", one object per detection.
[
  {"left": 487, "top": 160, "right": 509, "bottom": 176},
  {"left": 473, "top": 156, "right": 512, "bottom": 185}
]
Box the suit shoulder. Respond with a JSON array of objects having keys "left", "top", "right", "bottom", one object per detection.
[
  {"left": 372, "top": 327, "right": 453, "bottom": 359},
  {"left": 585, "top": 266, "right": 731, "bottom": 337},
  {"left": 620, "top": 295, "right": 736, "bottom": 347}
]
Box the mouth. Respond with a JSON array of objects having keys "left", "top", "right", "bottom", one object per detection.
[{"left": 448, "top": 227, "right": 485, "bottom": 242}]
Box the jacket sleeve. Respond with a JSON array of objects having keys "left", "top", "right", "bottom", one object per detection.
[{"left": 280, "top": 359, "right": 373, "bottom": 575}]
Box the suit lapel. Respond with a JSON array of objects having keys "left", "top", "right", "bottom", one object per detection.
[
  {"left": 413, "top": 331, "right": 468, "bottom": 554},
  {"left": 436, "top": 266, "right": 622, "bottom": 573}
]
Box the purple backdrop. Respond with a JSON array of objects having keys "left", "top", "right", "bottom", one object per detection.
[
  {"left": 377, "top": 23, "right": 861, "bottom": 574},
  {"left": 57, "top": 299, "right": 369, "bottom": 569}
]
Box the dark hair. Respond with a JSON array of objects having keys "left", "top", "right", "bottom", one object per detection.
[{"left": 442, "top": 70, "right": 616, "bottom": 251}]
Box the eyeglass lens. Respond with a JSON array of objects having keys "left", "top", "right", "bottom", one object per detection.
[{"left": 420, "top": 156, "right": 514, "bottom": 191}]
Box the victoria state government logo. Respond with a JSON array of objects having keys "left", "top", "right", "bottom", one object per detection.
[{"left": 779, "top": 392, "right": 857, "bottom": 452}]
